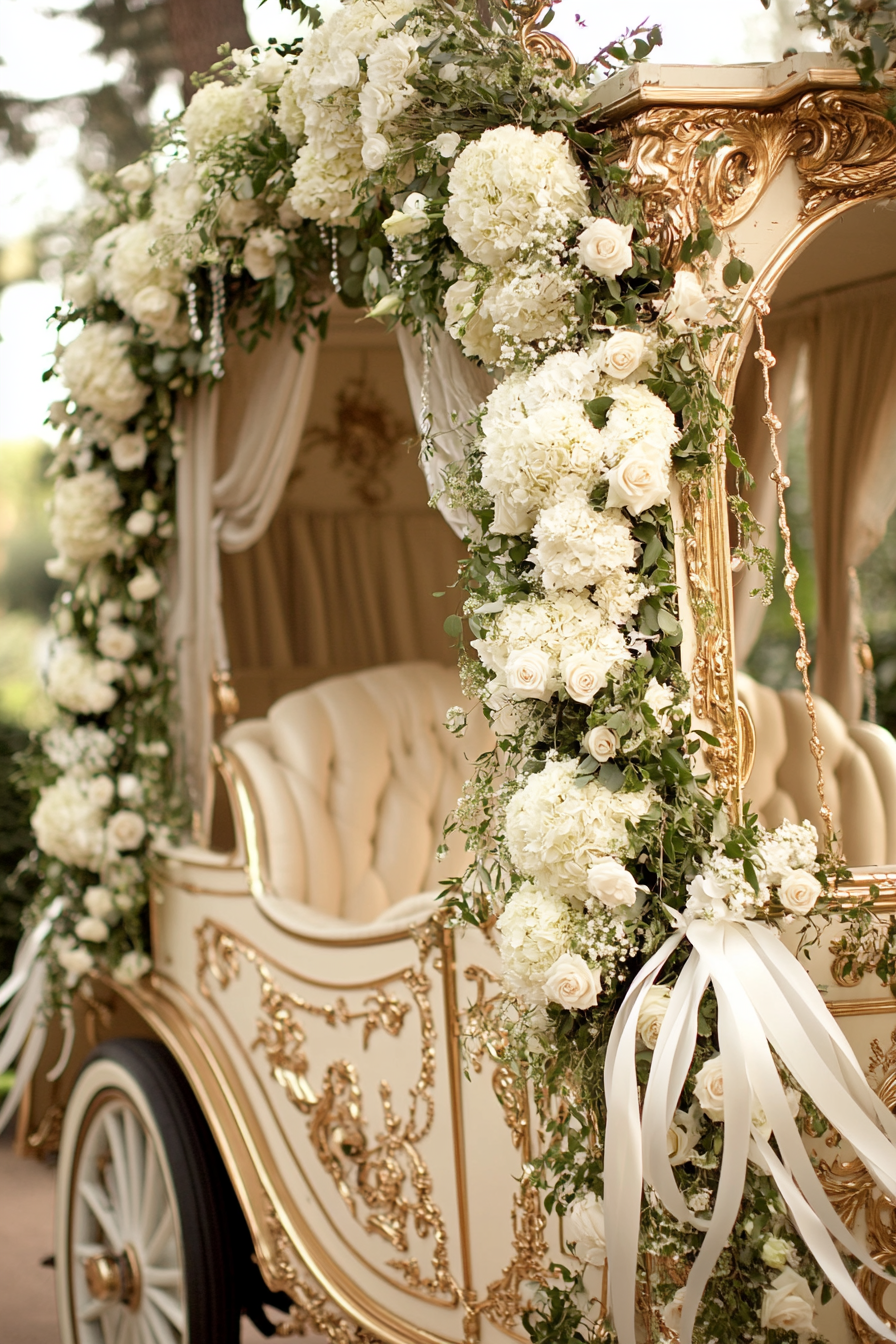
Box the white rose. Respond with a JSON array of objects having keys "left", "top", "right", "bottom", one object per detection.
[
  {"left": 543, "top": 952, "right": 601, "bottom": 1010},
  {"left": 57, "top": 942, "right": 94, "bottom": 987},
  {"left": 243, "top": 228, "right": 287, "bottom": 281},
  {"left": 132, "top": 665, "right": 154, "bottom": 690},
  {"left": 761, "top": 1237, "right": 793, "bottom": 1269},
  {"left": 112, "top": 948, "right": 152, "bottom": 986},
  {"left": 563, "top": 652, "right": 608, "bottom": 705},
  {"left": 128, "top": 567, "right": 161, "bottom": 601},
  {"left": 597, "top": 330, "right": 646, "bottom": 380},
  {"left": 505, "top": 648, "right": 552, "bottom": 701},
  {"left": 383, "top": 208, "right": 428, "bottom": 239},
  {"left": 75, "top": 916, "right": 110, "bottom": 943},
  {"left": 362, "top": 134, "right": 391, "bottom": 170},
  {"left": 664, "top": 270, "right": 711, "bottom": 334},
  {"left": 277, "top": 199, "right": 304, "bottom": 229},
  {"left": 566, "top": 1192, "right": 606, "bottom": 1266},
  {"left": 606, "top": 450, "right": 670, "bottom": 514},
  {"left": 638, "top": 984, "right": 671, "bottom": 1049},
  {"left": 779, "top": 869, "right": 822, "bottom": 915},
  {"left": 96, "top": 623, "right": 138, "bottom": 662},
  {"left": 117, "top": 773, "right": 143, "bottom": 802},
  {"left": 249, "top": 50, "right": 289, "bottom": 89},
  {"left": 46, "top": 639, "right": 119, "bottom": 716},
  {"left": 760, "top": 1268, "right": 817, "bottom": 1335},
  {"left": 87, "top": 775, "right": 115, "bottom": 808},
  {"left": 586, "top": 856, "right": 643, "bottom": 909},
  {"left": 662, "top": 1288, "right": 687, "bottom": 1330},
  {"left": 440, "top": 61, "right": 459, "bottom": 83},
  {"left": 694, "top": 1055, "right": 725, "bottom": 1121},
  {"left": 125, "top": 509, "right": 155, "bottom": 538},
  {"left": 110, "top": 432, "right": 148, "bottom": 471},
  {"left": 131, "top": 285, "right": 180, "bottom": 334},
  {"left": 582, "top": 726, "right": 618, "bottom": 762},
  {"left": 116, "top": 160, "right": 153, "bottom": 193},
  {"left": 667, "top": 1106, "right": 702, "bottom": 1166},
  {"left": 577, "top": 218, "right": 633, "bottom": 277},
  {"left": 433, "top": 131, "right": 461, "bottom": 158},
  {"left": 106, "top": 809, "right": 147, "bottom": 852},
  {"left": 97, "top": 600, "right": 122, "bottom": 626},
  {"left": 64, "top": 271, "right": 96, "bottom": 307},
  {"left": 84, "top": 885, "right": 115, "bottom": 920}
]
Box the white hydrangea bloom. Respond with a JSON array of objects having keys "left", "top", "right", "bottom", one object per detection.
[
  {"left": 531, "top": 495, "right": 639, "bottom": 592},
  {"left": 480, "top": 400, "right": 605, "bottom": 535},
  {"left": 480, "top": 260, "right": 580, "bottom": 350},
  {"left": 42, "top": 725, "right": 115, "bottom": 774},
  {"left": 50, "top": 470, "right": 122, "bottom": 565},
  {"left": 182, "top": 81, "right": 268, "bottom": 158},
  {"left": 496, "top": 883, "right": 575, "bottom": 1004},
  {"left": 444, "top": 125, "right": 589, "bottom": 267},
  {"left": 106, "top": 220, "right": 184, "bottom": 327},
  {"left": 59, "top": 323, "right": 149, "bottom": 424},
  {"left": 444, "top": 278, "right": 503, "bottom": 365},
  {"left": 32, "top": 773, "right": 107, "bottom": 869},
  {"left": 45, "top": 637, "right": 120, "bottom": 715},
  {"left": 504, "top": 759, "right": 657, "bottom": 900},
  {"left": 473, "top": 591, "right": 630, "bottom": 701},
  {"left": 276, "top": 0, "right": 415, "bottom": 223}
]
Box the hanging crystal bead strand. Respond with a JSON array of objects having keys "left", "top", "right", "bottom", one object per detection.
[
  {"left": 320, "top": 226, "right": 341, "bottom": 293},
  {"left": 420, "top": 317, "right": 434, "bottom": 459},
  {"left": 186, "top": 278, "right": 203, "bottom": 343},
  {"left": 209, "top": 265, "right": 226, "bottom": 379}
]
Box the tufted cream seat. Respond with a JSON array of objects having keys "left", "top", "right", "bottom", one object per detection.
[
  {"left": 737, "top": 673, "right": 896, "bottom": 866},
  {"left": 221, "top": 661, "right": 493, "bottom": 923}
]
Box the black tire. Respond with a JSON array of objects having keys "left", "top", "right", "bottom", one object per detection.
[{"left": 56, "top": 1036, "right": 242, "bottom": 1344}]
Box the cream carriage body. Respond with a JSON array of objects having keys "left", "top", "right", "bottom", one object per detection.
[{"left": 15, "top": 50, "right": 896, "bottom": 1344}]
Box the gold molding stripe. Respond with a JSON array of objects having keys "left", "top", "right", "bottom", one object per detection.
[{"left": 826, "top": 996, "right": 896, "bottom": 1020}]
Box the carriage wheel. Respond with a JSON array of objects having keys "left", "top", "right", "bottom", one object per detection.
[{"left": 55, "top": 1038, "right": 241, "bottom": 1344}]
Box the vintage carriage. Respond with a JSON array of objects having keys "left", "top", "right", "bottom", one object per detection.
[{"left": 8, "top": 34, "right": 896, "bottom": 1344}]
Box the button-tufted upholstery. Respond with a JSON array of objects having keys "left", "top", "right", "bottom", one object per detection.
[
  {"left": 737, "top": 673, "right": 896, "bottom": 866},
  {"left": 222, "top": 662, "right": 494, "bottom": 922}
]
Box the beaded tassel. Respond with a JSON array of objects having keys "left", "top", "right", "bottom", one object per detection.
[
  {"left": 420, "top": 317, "right": 434, "bottom": 459},
  {"left": 322, "top": 226, "right": 341, "bottom": 293},
  {"left": 209, "top": 266, "right": 226, "bottom": 379}
]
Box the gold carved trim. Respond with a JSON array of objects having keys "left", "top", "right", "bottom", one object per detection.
[
  {"left": 826, "top": 996, "right": 896, "bottom": 1020},
  {"left": 613, "top": 89, "right": 896, "bottom": 264},
  {"left": 502, "top": 0, "right": 574, "bottom": 70}
]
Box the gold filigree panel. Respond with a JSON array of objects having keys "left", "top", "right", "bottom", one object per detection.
[{"left": 196, "top": 919, "right": 460, "bottom": 1306}]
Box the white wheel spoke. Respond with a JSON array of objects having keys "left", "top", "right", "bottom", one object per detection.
[
  {"left": 145, "top": 1285, "right": 185, "bottom": 1333},
  {"left": 123, "top": 1108, "right": 145, "bottom": 1241},
  {"left": 144, "top": 1266, "right": 182, "bottom": 1288},
  {"left": 139, "top": 1137, "right": 163, "bottom": 1245},
  {"left": 75, "top": 1241, "right": 106, "bottom": 1258},
  {"left": 103, "top": 1109, "right": 131, "bottom": 1232},
  {"left": 77, "top": 1297, "right": 107, "bottom": 1323},
  {"left": 100, "top": 1308, "right": 119, "bottom": 1344},
  {"left": 137, "top": 1317, "right": 157, "bottom": 1344},
  {"left": 143, "top": 1294, "right": 181, "bottom": 1344},
  {"left": 144, "top": 1204, "right": 174, "bottom": 1266},
  {"left": 79, "top": 1179, "right": 123, "bottom": 1250}
]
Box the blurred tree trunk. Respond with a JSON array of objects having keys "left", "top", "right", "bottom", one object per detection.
[{"left": 168, "top": 0, "right": 252, "bottom": 101}]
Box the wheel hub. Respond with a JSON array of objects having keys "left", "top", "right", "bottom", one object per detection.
[{"left": 83, "top": 1245, "right": 141, "bottom": 1310}]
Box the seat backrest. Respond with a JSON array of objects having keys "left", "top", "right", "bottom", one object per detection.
[
  {"left": 223, "top": 662, "right": 494, "bottom": 921},
  {"left": 737, "top": 672, "right": 896, "bottom": 865}
]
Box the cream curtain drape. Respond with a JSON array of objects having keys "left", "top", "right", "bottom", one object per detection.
[
  {"left": 168, "top": 322, "right": 320, "bottom": 833},
  {"left": 806, "top": 275, "right": 896, "bottom": 719},
  {"left": 732, "top": 276, "right": 896, "bottom": 719},
  {"left": 396, "top": 323, "right": 495, "bottom": 539}
]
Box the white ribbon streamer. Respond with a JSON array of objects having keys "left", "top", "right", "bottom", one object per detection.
[
  {"left": 604, "top": 916, "right": 896, "bottom": 1343},
  {"left": 0, "top": 896, "right": 66, "bottom": 1134}
]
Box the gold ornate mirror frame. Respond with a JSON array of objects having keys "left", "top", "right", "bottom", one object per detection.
[{"left": 606, "top": 82, "right": 896, "bottom": 898}]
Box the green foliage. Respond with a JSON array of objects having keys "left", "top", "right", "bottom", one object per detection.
[{"left": 0, "top": 721, "right": 38, "bottom": 984}]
